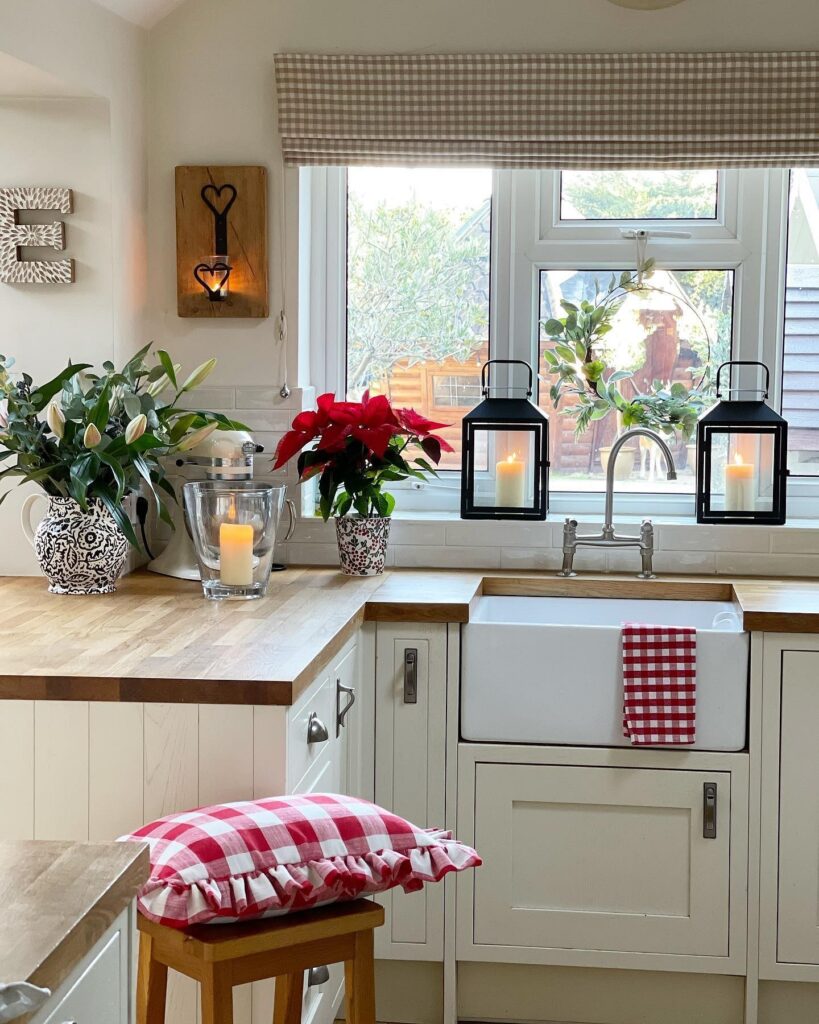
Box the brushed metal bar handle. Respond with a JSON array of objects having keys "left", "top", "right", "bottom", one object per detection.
[
  {"left": 336, "top": 679, "right": 356, "bottom": 737},
  {"left": 307, "top": 712, "right": 329, "bottom": 744},
  {"left": 307, "top": 965, "right": 330, "bottom": 987},
  {"left": 403, "top": 648, "right": 418, "bottom": 704},
  {"left": 703, "top": 782, "right": 717, "bottom": 839}
]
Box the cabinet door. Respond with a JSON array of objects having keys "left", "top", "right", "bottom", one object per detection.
[
  {"left": 473, "top": 762, "right": 731, "bottom": 957},
  {"left": 778, "top": 651, "right": 819, "bottom": 964},
  {"left": 374, "top": 624, "right": 447, "bottom": 961}
]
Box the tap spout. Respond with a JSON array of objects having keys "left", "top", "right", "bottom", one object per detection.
[{"left": 604, "top": 428, "right": 677, "bottom": 531}]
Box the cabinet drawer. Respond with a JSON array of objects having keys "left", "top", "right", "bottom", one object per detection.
[
  {"left": 472, "top": 762, "right": 731, "bottom": 958},
  {"left": 288, "top": 674, "right": 334, "bottom": 790},
  {"left": 38, "top": 923, "right": 123, "bottom": 1024}
]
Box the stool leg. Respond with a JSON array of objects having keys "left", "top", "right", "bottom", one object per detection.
[
  {"left": 273, "top": 971, "right": 303, "bottom": 1024},
  {"left": 344, "top": 930, "right": 376, "bottom": 1024},
  {"left": 136, "top": 931, "right": 168, "bottom": 1024},
  {"left": 201, "top": 963, "right": 234, "bottom": 1024}
]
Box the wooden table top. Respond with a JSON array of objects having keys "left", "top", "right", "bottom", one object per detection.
[
  {"left": 0, "top": 840, "right": 148, "bottom": 1002},
  {"left": 0, "top": 567, "right": 818, "bottom": 704}
]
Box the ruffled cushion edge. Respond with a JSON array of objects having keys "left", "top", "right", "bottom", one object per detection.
[{"left": 135, "top": 832, "right": 482, "bottom": 928}]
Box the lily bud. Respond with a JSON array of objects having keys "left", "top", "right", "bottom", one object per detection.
[
  {"left": 181, "top": 358, "right": 217, "bottom": 393},
  {"left": 0, "top": 399, "right": 8, "bottom": 431},
  {"left": 83, "top": 423, "right": 102, "bottom": 448},
  {"left": 176, "top": 421, "right": 218, "bottom": 452},
  {"left": 47, "top": 402, "right": 65, "bottom": 440},
  {"left": 125, "top": 413, "right": 147, "bottom": 445}
]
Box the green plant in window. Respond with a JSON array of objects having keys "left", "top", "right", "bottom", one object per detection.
[{"left": 540, "top": 259, "right": 711, "bottom": 442}]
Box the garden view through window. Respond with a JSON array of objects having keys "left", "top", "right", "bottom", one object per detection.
[
  {"left": 346, "top": 167, "right": 734, "bottom": 488},
  {"left": 346, "top": 167, "right": 491, "bottom": 471},
  {"left": 783, "top": 168, "right": 819, "bottom": 476}
]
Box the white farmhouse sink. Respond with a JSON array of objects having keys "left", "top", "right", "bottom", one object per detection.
[{"left": 461, "top": 596, "right": 749, "bottom": 751}]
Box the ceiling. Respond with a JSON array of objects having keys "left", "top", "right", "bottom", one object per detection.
[{"left": 91, "top": 0, "right": 187, "bottom": 28}]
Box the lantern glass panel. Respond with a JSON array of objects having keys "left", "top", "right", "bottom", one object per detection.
[
  {"left": 704, "top": 429, "right": 777, "bottom": 515},
  {"left": 471, "top": 425, "right": 539, "bottom": 511}
]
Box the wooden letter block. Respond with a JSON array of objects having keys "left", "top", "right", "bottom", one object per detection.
[
  {"left": 175, "top": 165, "right": 268, "bottom": 318},
  {"left": 0, "top": 187, "right": 74, "bottom": 284}
]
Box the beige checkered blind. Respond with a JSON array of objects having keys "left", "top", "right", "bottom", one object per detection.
[{"left": 274, "top": 51, "right": 819, "bottom": 168}]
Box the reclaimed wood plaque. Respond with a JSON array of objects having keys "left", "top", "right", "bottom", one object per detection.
[{"left": 175, "top": 165, "right": 268, "bottom": 318}]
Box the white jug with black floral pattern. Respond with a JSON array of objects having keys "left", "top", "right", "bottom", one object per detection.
[{"left": 21, "top": 494, "right": 129, "bottom": 595}]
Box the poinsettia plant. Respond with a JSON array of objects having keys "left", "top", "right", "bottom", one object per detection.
[{"left": 274, "top": 391, "right": 452, "bottom": 520}]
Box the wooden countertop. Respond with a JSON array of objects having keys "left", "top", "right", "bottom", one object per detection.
[
  {"left": 0, "top": 840, "right": 148, "bottom": 1006},
  {"left": 0, "top": 567, "right": 818, "bottom": 705}
]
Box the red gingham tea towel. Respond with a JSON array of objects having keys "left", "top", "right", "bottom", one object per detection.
[{"left": 622, "top": 623, "right": 696, "bottom": 745}]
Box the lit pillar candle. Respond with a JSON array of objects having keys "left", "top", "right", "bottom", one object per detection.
[
  {"left": 495, "top": 453, "right": 526, "bottom": 507},
  {"left": 220, "top": 522, "right": 254, "bottom": 585},
  {"left": 724, "top": 454, "right": 755, "bottom": 511}
]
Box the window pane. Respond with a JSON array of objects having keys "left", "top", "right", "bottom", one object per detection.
[
  {"left": 783, "top": 169, "right": 819, "bottom": 475},
  {"left": 539, "top": 268, "right": 733, "bottom": 492},
  {"left": 346, "top": 167, "right": 491, "bottom": 470},
  {"left": 561, "top": 170, "right": 719, "bottom": 221}
]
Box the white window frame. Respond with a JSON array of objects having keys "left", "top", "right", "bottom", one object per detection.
[{"left": 302, "top": 164, "right": 819, "bottom": 519}]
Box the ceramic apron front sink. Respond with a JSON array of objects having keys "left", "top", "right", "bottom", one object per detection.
[{"left": 461, "top": 596, "right": 749, "bottom": 751}]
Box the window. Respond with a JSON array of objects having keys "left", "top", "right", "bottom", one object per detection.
[
  {"left": 306, "top": 165, "right": 791, "bottom": 515},
  {"left": 783, "top": 169, "right": 819, "bottom": 476},
  {"left": 346, "top": 167, "right": 491, "bottom": 470},
  {"left": 560, "top": 170, "right": 719, "bottom": 221}
]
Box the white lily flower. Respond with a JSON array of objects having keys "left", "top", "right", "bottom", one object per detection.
[
  {"left": 83, "top": 423, "right": 102, "bottom": 448},
  {"left": 181, "top": 358, "right": 217, "bottom": 393},
  {"left": 176, "top": 421, "right": 219, "bottom": 452},
  {"left": 125, "top": 413, "right": 148, "bottom": 445},
  {"left": 47, "top": 402, "right": 65, "bottom": 440}
]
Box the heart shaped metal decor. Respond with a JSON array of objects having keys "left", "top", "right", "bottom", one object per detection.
[{"left": 193, "top": 260, "right": 232, "bottom": 301}]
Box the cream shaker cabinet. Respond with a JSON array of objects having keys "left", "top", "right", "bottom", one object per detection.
[
  {"left": 373, "top": 622, "right": 448, "bottom": 962},
  {"left": 0, "top": 633, "right": 361, "bottom": 1024},
  {"left": 760, "top": 640, "right": 819, "bottom": 981}
]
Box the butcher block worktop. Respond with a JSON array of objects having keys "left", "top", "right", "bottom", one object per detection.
[
  {"left": 0, "top": 840, "right": 148, "bottom": 1006},
  {"left": 0, "top": 568, "right": 818, "bottom": 704}
]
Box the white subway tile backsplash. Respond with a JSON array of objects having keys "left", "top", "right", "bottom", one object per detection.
[
  {"left": 444, "top": 522, "right": 553, "bottom": 548},
  {"left": 192, "top": 387, "right": 236, "bottom": 409},
  {"left": 715, "top": 552, "right": 819, "bottom": 577},
  {"left": 660, "top": 524, "right": 771, "bottom": 553},
  {"left": 393, "top": 545, "right": 501, "bottom": 569},
  {"left": 769, "top": 528, "right": 819, "bottom": 555}
]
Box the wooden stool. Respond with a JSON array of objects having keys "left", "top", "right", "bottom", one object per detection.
[{"left": 137, "top": 899, "right": 385, "bottom": 1024}]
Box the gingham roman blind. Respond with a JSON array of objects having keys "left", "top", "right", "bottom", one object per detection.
[{"left": 274, "top": 51, "right": 819, "bottom": 168}]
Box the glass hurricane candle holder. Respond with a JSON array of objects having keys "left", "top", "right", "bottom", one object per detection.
[{"left": 183, "top": 481, "right": 286, "bottom": 599}]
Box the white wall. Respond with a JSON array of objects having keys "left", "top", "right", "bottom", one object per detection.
[{"left": 0, "top": 0, "right": 146, "bottom": 573}]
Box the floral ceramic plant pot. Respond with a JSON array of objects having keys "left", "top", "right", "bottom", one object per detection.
[
  {"left": 335, "top": 515, "right": 391, "bottom": 576},
  {"left": 21, "top": 495, "right": 129, "bottom": 595}
]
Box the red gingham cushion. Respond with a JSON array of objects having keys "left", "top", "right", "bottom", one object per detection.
[{"left": 119, "top": 793, "right": 481, "bottom": 928}]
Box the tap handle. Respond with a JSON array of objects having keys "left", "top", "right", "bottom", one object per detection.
[{"left": 640, "top": 519, "right": 654, "bottom": 541}]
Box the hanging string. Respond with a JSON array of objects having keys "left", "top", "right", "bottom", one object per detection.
[{"left": 273, "top": 69, "right": 291, "bottom": 400}]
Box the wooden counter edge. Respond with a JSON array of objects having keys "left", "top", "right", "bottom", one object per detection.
[{"left": 26, "top": 843, "right": 149, "bottom": 1014}]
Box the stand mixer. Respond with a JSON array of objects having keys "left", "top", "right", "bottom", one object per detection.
[{"left": 148, "top": 429, "right": 289, "bottom": 580}]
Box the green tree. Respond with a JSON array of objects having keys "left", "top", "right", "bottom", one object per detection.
[
  {"left": 563, "top": 170, "right": 717, "bottom": 220},
  {"left": 347, "top": 196, "right": 488, "bottom": 394}
]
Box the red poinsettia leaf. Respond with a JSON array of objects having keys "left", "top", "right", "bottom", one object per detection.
[
  {"left": 398, "top": 407, "right": 450, "bottom": 435},
  {"left": 291, "top": 410, "right": 318, "bottom": 432},
  {"left": 361, "top": 392, "right": 399, "bottom": 428},
  {"left": 274, "top": 430, "right": 310, "bottom": 469},
  {"left": 352, "top": 423, "right": 399, "bottom": 459},
  {"left": 328, "top": 400, "right": 361, "bottom": 425},
  {"left": 318, "top": 422, "right": 352, "bottom": 452},
  {"left": 433, "top": 432, "right": 455, "bottom": 453}
]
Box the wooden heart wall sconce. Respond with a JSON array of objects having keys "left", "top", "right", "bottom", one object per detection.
[{"left": 175, "top": 165, "right": 268, "bottom": 318}]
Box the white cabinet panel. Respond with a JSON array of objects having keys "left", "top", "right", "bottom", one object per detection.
[
  {"left": 777, "top": 651, "right": 819, "bottom": 965},
  {"left": 473, "top": 762, "right": 731, "bottom": 958},
  {"left": 0, "top": 700, "right": 33, "bottom": 839},
  {"left": 34, "top": 701, "right": 89, "bottom": 840},
  {"left": 39, "top": 923, "right": 123, "bottom": 1024},
  {"left": 375, "top": 624, "right": 447, "bottom": 961}
]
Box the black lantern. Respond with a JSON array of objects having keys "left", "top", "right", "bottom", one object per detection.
[
  {"left": 696, "top": 361, "right": 788, "bottom": 525},
  {"left": 461, "top": 359, "right": 549, "bottom": 520}
]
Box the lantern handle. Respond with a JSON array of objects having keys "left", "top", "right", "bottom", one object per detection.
[
  {"left": 715, "top": 360, "right": 770, "bottom": 400},
  {"left": 481, "top": 359, "right": 534, "bottom": 398}
]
